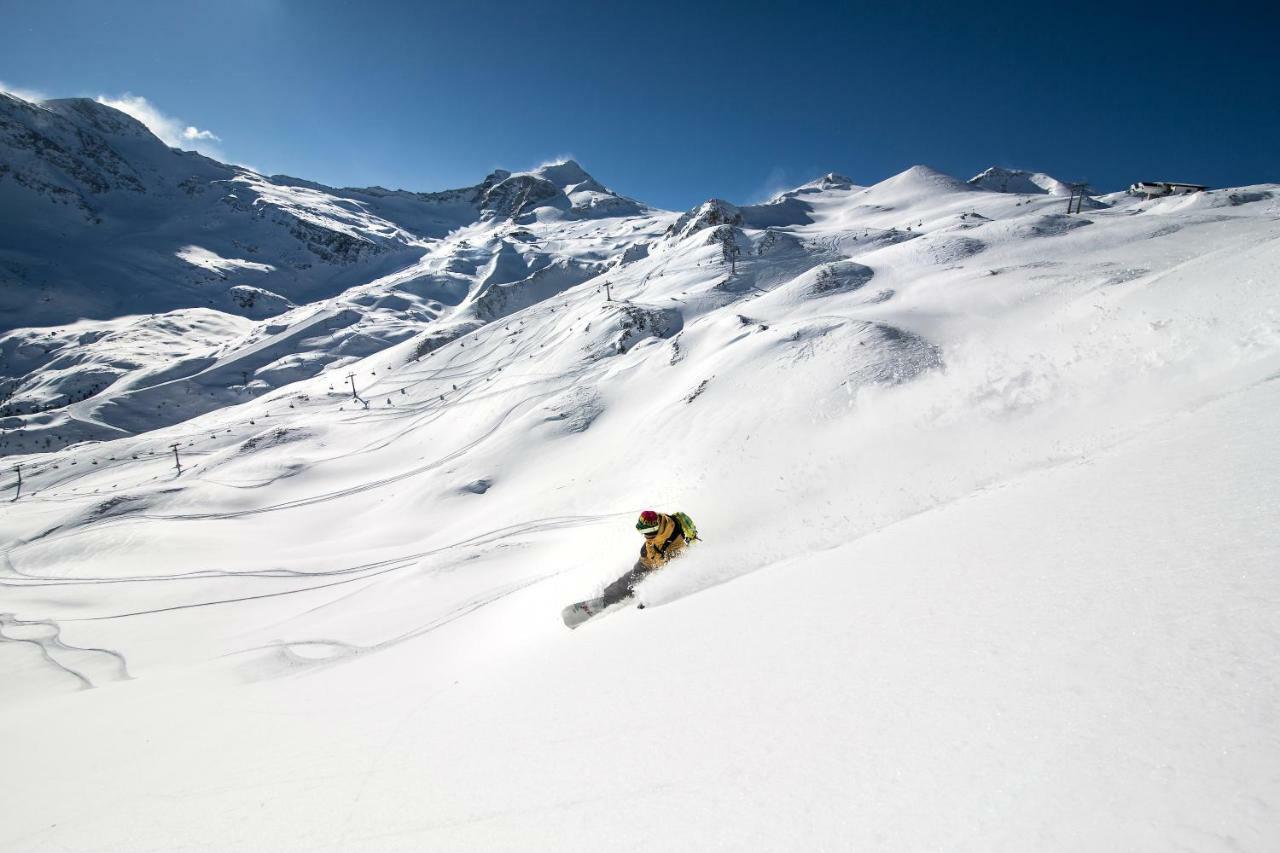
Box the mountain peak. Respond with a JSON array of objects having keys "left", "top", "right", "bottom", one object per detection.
[
  {"left": 666, "top": 198, "right": 743, "bottom": 239},
  {"left": 773, "top": 172, "right": 860, "bottom": 202},
  {"left": 895, "top": 164, "right": 965, "bottom": 185},
  {"left": 969, "top": 166, "right": 1075, "bottom": 196},
  {"left": 865, "top": 165, "right": 971, "bottom": 198},
  {"left": 530, "top": 159, "right": 595, "bottom": 190},
  {"left": 41, "top": 97, "right": 156, "bottom": 140},
  {"left": 475, "top": 160, "right": 642, "bottom": 221}
]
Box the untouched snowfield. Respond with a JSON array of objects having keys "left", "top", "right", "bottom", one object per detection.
[{"left": 1, "top": 96, "right": 1278, "bottom": 851}]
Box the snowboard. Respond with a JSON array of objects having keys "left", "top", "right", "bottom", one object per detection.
[{"left": 561, "top": 596, "right": 635, "bottom": 629}]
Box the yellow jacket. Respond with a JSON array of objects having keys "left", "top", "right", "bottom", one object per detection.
[{"left": 638, "top": 513, "right": 689, "bottom": 570}]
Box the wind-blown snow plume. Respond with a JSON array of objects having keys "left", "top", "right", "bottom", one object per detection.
[
  {"left": 0, "top": 79, "right": 48, "bottom": 102},
  {"left": 94, "top": 92, "right": 225, "bottom": 158}
]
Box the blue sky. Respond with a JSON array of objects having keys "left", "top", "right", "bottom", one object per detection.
[{"left": 2, "top": 0, "right": 1276, "bottom": 209}]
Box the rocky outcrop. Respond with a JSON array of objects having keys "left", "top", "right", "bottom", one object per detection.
[
  {"left": 667, "top": 199, "right": 743, "bottom": 240},
  {"left": 479, "top": 172, "right": 564, "bottom": 219}
]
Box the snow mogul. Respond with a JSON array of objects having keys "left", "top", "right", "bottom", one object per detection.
[{"left": 561, "top": 509, "right": 697, "bottom": 629}]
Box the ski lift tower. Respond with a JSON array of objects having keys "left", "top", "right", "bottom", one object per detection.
[{"left": 1067, "top": 182, "right": 1090, "bottom": 215}]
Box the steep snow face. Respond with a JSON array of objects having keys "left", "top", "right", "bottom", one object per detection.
[{"left": 2, "top": 133, "right": 1279, "bottom": 851}]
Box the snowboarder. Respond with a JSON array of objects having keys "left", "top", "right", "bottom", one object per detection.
[{"left": 561, "top": 510, "right": 697, "bottom": 628}]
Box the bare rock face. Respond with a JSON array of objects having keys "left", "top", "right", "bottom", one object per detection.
[{"left": 479, "top": 173, "right": 564, "bottom": 219}]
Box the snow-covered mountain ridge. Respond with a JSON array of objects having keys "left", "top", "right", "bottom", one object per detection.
[
  {"left": 1, "top": 93, "right": 665, "bottom": 449},
  {"left": 1, "top": 91, "right": 1279, "bottom": 851},
  {"left": 0, "top": 93, "right": 648, "bottom": 326},
  {"left": 969, "top": 165, "right": 1084, "bottom": 195}
]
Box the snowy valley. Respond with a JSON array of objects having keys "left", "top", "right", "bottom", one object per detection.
[{"left": 1, "top": 92, "right": 1279, "bottom": 851}]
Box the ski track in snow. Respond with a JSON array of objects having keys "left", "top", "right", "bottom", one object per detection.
[
  {"left": 2, "top": 512, "right": 619, "bottom": 591},
  {"left": 0, "top": 612, "right": 132, "bottom": 689}
]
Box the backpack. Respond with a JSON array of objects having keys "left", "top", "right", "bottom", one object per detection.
[{"left": 671, "top": 511, "right": 699, "bottom": 542}]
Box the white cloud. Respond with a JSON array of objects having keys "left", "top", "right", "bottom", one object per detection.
[
  {"left": 183, "top": 126, "right": 221, "bottom": 142},
  {"left": 0, "top": 80, "right": 48, "bottom": 103},
  {"left": 94, "top": 93, "right": 225, "bottom": 160}
]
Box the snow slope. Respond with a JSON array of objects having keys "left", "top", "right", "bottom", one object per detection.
[{"left": 2, "top": 99, "right": 1279, "bottom": 850}]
